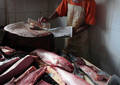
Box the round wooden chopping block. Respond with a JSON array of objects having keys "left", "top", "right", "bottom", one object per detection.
[{"left": 2, "top": 31, "right": 54, "bottom": 51}]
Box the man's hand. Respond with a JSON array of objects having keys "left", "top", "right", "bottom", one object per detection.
[
  {"left": 38, "top": 11, "right": 59, "bottom": 24},
  {"left": 73, "top": 25, "right": 89, "bottom": 36},
  {"left": 38, "top": 17, "right": 49, "bottom": 24}
]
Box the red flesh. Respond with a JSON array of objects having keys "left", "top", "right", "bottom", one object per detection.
[
  {"left": 0, "top": 55, "right": 34, "bottom": 84},
  {"left": 15, "top": 66, "right": 37, "bottom": 84},
  {"left": 0, "top": 57, "right": 20, "bottom": 74},
  {"left": 16, "top": 67, "right": 46, "bottom": 85},
  {"left": 5, "top": 66, "right": 36, "bottom": 85}
]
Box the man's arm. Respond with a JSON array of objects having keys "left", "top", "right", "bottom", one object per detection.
[
  {"left": 39, "top": 0, "right": 68, "bottom": 23},
  {"left": 39, "top": 11, "right": 59, "bottom": 23},
  {"left": 47, "top": 11, "right": 59, "bottom": 22}
]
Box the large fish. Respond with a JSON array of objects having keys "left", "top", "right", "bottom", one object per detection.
[
  {"left": 46, "top": 66, "right": 91, "bottom": 85},
  {"left": 31, "top": 49, "right": 74, "bottom": 72},
  {"left": 74, "top": 58, "right": 109, "bottom": 85}
]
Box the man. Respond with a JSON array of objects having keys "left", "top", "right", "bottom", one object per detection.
[{"left": 39, "top": 0, "right": 96, "bottom": 57}]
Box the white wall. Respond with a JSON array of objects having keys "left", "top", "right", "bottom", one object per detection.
[
  {"left": 0, "top": 0, "right": 66, "bottom": 27},
  {"left": 89, "top": 0, "right": 120, "bottom": 76},
  {"left": 0, "top": 0, "right": 6, "bottom": 25}
]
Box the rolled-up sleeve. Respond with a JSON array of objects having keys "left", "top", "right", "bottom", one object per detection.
[
  {"left": 85, "top": 0, "right": 96, "bottom": 25},
  {"left": 56, "top": 0, "right": 68, "bottom": 16}
]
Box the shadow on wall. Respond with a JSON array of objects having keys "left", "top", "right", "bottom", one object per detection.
[
  {"left": 89, "top": 0, "right": 120, "bottom": 76},
  {"left": 96, "top": 0, "right": 108, "bottom": 31},
  {"left": 89, "top": 27, "right": 119, "bottom": 76}
]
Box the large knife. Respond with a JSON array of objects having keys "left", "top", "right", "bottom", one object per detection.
[{"left": 45, "top": 26, "right": 73, "bottom": 38}]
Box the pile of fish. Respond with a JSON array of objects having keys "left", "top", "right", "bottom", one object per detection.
[{"left": 0, "top": 46, "right": 109, "bottom": 85}]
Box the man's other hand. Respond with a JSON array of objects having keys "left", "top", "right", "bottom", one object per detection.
[{"left": 38, "top": 17, "right": 49, "bottom": 24}]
